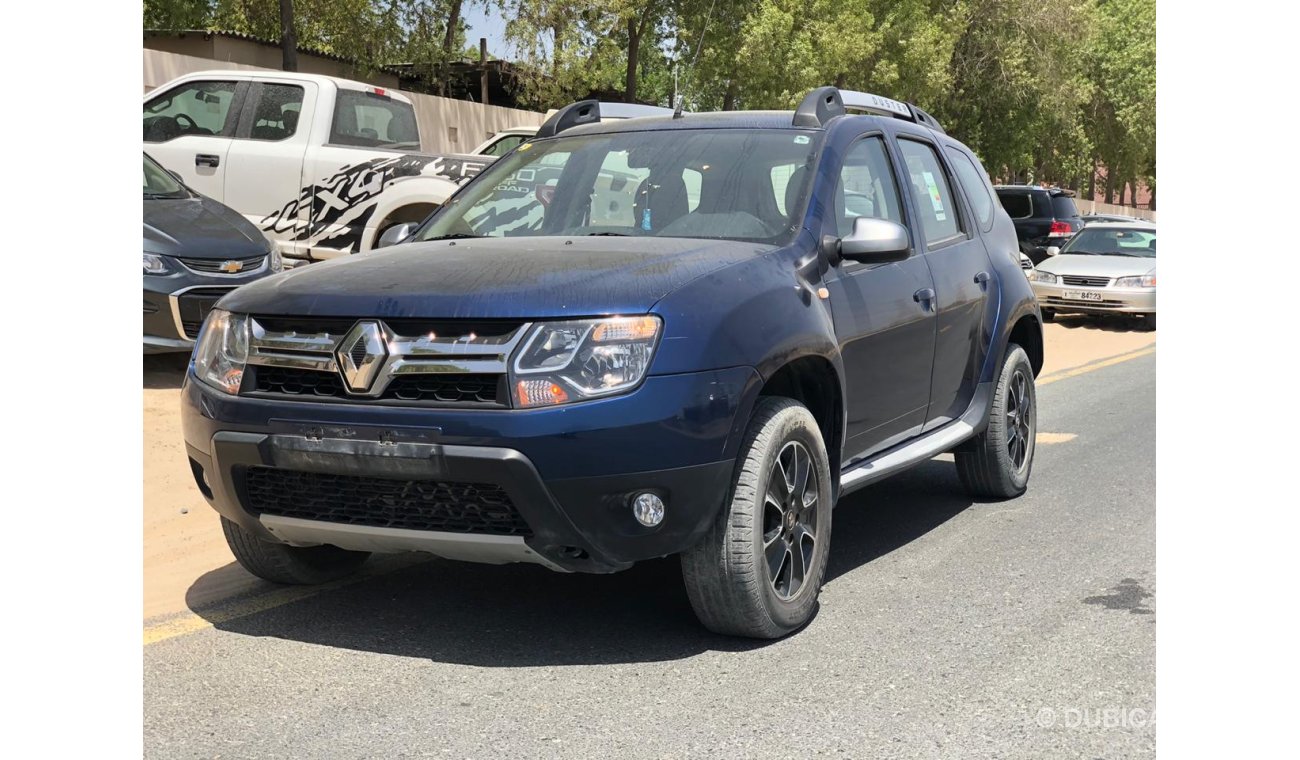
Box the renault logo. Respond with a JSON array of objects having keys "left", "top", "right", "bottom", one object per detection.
[
  {"left": 219, "top": 260, "right": 244, "bottom": 273},
  {"left": 336, "top": 321, "right": 389, "bottom": 393}
]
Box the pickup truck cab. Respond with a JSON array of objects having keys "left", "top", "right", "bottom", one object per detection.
[
  {"left": 182, "top": 88, "right": 1043, "bottom": 639},
  {"left": 144, "top": 70, "right": 493, "bottom": 265}
]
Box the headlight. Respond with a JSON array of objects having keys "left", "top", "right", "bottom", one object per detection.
[
  {"left": 144, "top": 253, "right": 171, "bottom": 275},
  {"left": 192, "top": 309, "right": 249, "bottom": 395},
  {"left": 1114, "top": 273, "right": 1156, "bottom": 288},
  {"left": 265, "top": 235, "right": 283, "bottom": 272},
  {"left": 510, "top": 316, "right": 661, "bottom": 407},
  {"left": 1029, "top": 270, "right": 1058, "bottom": 284}
]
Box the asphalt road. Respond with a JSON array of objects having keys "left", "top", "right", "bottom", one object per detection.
[{"left": 144, "top": 351, "right": 1156, "bottom": 759}]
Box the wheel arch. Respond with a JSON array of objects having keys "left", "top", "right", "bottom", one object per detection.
[
  {"left": 1006, "top": 312, "right": 1044, "bottom": 377},
  {"left": 360, "top": 176, "right": 460, "bottom": 250},
  {"left": 756, "top": 354, "right": 845, "bottom": 490}
]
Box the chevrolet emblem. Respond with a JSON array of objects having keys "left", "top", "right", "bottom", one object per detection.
[{"left": 219, "top": 260, "right": 244, "bottom": 273}]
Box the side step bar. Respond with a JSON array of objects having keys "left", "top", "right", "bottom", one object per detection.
[{"left": 838, "top": 382, "right": 992, "bottom": 498}]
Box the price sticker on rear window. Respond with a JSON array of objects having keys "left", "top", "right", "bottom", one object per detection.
[
  {"left": 921, "top": 171, "right": 947, "bottom": 221},
  {"left": 794, "top": 135, "right": 810, "bottom": 145}
]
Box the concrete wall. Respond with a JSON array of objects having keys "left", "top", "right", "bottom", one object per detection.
[
  {"left": 1074, "top": 198, "right": 1158, "bottom": 222},
  {"left": 143, "top": 49, "right": 545, "bottom": 154}
]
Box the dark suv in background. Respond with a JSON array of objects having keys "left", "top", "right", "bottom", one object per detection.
[
  {"left": 182, "top": 88, "right": 1043, "bottom": 639},
  {"left": 995, "top": 185, "right": 1084, "bottom": 264}
]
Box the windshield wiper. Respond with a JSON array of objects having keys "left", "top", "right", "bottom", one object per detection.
[
  {"left": 423, "top": 233, "right": 482, "bottom": 241},
  {"left": 143, "top": 192, "right": 186, "bottom": 200},
  {"left": 586, "top": 232, "right": 631, "bottom": 236}
]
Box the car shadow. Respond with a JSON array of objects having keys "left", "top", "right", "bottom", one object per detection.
[
  {"left": 186, "top": 460, "right": 974, "bottom": 666},
  {"left": 1050, "top": 314, "right": 1155, "bottom": 333},
  {"left": 144, "top": 354, "right": 190, "bottom": 389}
]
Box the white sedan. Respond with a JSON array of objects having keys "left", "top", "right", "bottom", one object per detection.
[{"left": 1029, "top": 222, "right": 1156, "bottom": 329}]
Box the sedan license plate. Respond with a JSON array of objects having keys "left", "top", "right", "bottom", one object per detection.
[{"left": 1062, "top": 290, "right": 1103, "bottom": 302}]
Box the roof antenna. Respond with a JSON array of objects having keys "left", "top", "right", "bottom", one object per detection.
[{"left": 675, "top": 0, "right": 717, "bottom": 118}]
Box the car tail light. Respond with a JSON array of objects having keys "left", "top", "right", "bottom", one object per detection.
[{"left": 1048, "top": 220, "right": 1072, "bottom": 237}]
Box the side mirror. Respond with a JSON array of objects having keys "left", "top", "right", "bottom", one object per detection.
[
  {"left": 1046, "top": 246, "right": 1061, "bottom": 257},
  {"left": 837, "top": 217, "right": 910, "bottom": 264},
  {"left": 377, "top": 222, "right": 417, "bottom": 248}
]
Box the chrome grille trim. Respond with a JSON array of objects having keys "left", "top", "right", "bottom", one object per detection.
[
  {"left": 1060, "top": 274, "right": 1111, "bottom": 287},
  {"left": 245, "top": 318, "right": 531, "bottom": 400}
]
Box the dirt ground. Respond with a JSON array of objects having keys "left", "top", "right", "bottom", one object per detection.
[{"left": 142, "top": 313, "right": 1155, "bottom": 623}]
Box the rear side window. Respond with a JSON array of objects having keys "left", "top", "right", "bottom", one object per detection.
[
  {"left": 246, "top": 84, "right": 304, "bottom": 141},
  {"left": 898, "top": 139, "right": 963, "bottom": 245},
  {"left": 331, "top": 90, "right": 420, "bottom": 148},
  {"left": 998, "top": 191, "right": 1033, "bottom": 219},
  {"left": 143, "top": 80, "right": 240, "bottom": 142},
  {"left": 1051, "top": 195, "right": 1080, "bottom": 218},
  {"left": 946, "top": 148, "right": 995, "bottom": 231}
]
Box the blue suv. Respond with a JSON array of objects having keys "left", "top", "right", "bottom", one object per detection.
[{"left": 182, "top": 87, "right": 1043, "bottom": 639}]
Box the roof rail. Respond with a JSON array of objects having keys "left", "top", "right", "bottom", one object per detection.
[
  {"left": 793, "top": 86, "right": 945, "bottom": 134},
  {"left": 535, "top": 100, "right": 677, "bottom": 138}
]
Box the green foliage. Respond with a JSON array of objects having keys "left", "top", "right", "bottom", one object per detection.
[{"left": 143, "top": 0, "right": 1154, "bottom": 196}]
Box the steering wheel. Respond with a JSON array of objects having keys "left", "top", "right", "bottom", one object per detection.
[{"left": 174, "top": 113, "right": 198, "bottom": 133}]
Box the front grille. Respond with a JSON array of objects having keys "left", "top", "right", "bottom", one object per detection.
[
  {"left": 1060, "top": 275, "right": 1111, "bottom": 287},
  {"left": 178, "top": 254, "right": 266, "bottom": 274},
  {"left": 248, "top": 366, "right": 503, "bottom": 405},
  {"left": 176, "top": 287, "right": 237, "bottom": 339},
  {"left": 244, "top": 467, "right": 531, "bottom": 536},
  {"left": 1020, "top": 257, "right": 1034, "bottom": 270}
]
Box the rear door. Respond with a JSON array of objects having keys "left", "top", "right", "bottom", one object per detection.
[
  {"left": 224, "top": 80, "right": 315, "bottom": 259},
  {"left": 891, "top": 131, "right": 995, "bottom": 430},
  {"left": 143, "top": 78, "right": 247, "bottom": 200},
  {"left": 823, "top": 133, "right": 937, "bottom": 459}
]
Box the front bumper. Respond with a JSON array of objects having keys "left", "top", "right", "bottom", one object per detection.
[
  {"left": 182, "top": 366, "right": 763, "bottom": 573},
  {"left": 1032, "top": 281, "right": 1156, "bottom": 315}
]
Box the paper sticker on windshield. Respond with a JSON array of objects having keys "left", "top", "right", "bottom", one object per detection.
[
  {"left": 517, "top": 143, "right": 532, "bottom": 151},
  {"left": 921, "top": 171, "right": 947, "bottom": 221},
  {"left": 794, "top": 135, "right": 810, "bottom": 145}
]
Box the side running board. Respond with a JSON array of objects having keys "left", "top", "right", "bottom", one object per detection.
[{"left": 838, "top": 381, "right": 993, "bottom": 498}]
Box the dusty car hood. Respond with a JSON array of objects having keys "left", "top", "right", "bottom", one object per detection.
[
  {"left": 1038, "top": 253, "right": 1155, "bottom": 278},
  {"left": 144, "top": 196, "right": 270, "bottom": 259},
  {"left": 221, "top": 236, "right": 775, "bottom": 319}
]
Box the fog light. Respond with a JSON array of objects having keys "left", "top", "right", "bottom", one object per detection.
[{"left": 632, "top": 492, "right": 665, "bottom": 527}]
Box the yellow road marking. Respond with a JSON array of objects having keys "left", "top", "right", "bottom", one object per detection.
[
  {"left": 1038, "top": 346, "right": 1155, "bottom": 386},
  {"left": 145, "top": 345, "right": 1155, "bottom": 647}
]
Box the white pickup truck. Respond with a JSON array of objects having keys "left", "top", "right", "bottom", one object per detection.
[{"left": 144, "top": 70, "right": 498, "bottom": 265}]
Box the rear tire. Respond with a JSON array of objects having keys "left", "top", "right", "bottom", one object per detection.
[
  {"left": 221, "top": 516, "right": 370, "bottom": 585},
  {"left": 681, "top": 397, "right": 833, "bottom": 639},
  {"left": 956, "top": 345, "right": 1037, "bottom": 499}
]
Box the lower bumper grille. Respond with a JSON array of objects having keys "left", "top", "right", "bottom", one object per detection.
[
  {"left": 244, "top": 467, "right": 531, "bottom": 536},
  {"left": 175, "top": 287, "right": 237, "bottom": 339}
]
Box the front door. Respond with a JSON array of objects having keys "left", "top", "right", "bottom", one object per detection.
[
  {"left": 823, "top": 135, "right": 937, "bottom": 462},
  {"left": 143, "top": 78, "right": 245, "bottom": 201},
  {"left": 893, "top": 134, "right": 996, "bottom": 429}
]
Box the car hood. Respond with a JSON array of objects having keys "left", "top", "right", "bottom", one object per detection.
[
  {"left": 1038, "top": 253, "right": 1155, "bottom": 278},
  {"left": 144, "top": 195, "right": 270, "bottom": 259},
  {"left": 220, "top": 236, "right": 775, "bottom": 319}
]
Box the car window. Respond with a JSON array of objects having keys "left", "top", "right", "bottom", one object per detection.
[
  {"left": 1051, "top": 195, "right": 1080, "bottom": 218},
  {"left": 898, "top": 139, "right": 963, "bottom": 245},
  {"left": 482, "top": 134, "right": 527, "bottom": 157},
  {"left": 330, "top": 90, "right": 420, "bottom": 148},
  {"left": 947, "top": 148, "right": 995, "bottom": 231},
  {"left": 420, "top": 129, "right": 819, "bottom": 244},
  {"left": 837, "top": 136, "right": 905, "bottom": 237},
  {"left": 1062, "top": 227, "right": 1156, "bottom": 258},
  {"left": 997, "top": 191, "right": 1033, "bottom": 219},
  {"left": 246, "top": 83, "right": 304, "bottom": 141},
  {"left": 143, "top": 80, "right": 239, "bottom": 142}
]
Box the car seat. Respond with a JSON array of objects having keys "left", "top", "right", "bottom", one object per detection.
[{"left": 631, "top": 173, "right": 690, "bottom": 232}]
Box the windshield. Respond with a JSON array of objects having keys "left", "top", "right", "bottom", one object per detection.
[
  {"left": 1062, "top": 227, "right": 1156, "bottom": 258},
  {"left": 143, "top": 153, "right": 188, "bottom": 199},
  {"left": 415, "top": 128, "right": 821, "bottom": 245}
]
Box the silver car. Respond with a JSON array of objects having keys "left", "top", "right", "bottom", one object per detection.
[{"left": 1029, "top": 222, "right": 1156, "bottom": 328}]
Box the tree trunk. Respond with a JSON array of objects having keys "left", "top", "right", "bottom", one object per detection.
[
  {"left": 1128, "top": 179, "right": 1138, "bottom": 208},
  {"left": 1103, "top": 168, "right": 1114, "bottom": 205},
  {"left": 443, "top": 0, "right": 463, "bottom": 63},
  {"left": 625, "top": 17, "right": 641, "bottom": 102},
  {"left": 1148, "top": 182, "right": 1156, "bottom": 211},
  {"left": 722, "top": 79, "right": 738, "bottom": 111},
  {"left": 279, "top": 0, "right": 298, "bottom": 72},
  {"left": 1087, "top": 154, "right": 1097, "bottom": 200}
]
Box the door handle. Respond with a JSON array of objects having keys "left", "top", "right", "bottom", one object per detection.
[
  {"left": 195, "top": 154, "right": 220, "bottom": 168},
  {"left": 974, "top": 271, "right": 991, "bottom": 289},
  {"left": 913, "top": 288, "right": 936, "bottom": 310}
]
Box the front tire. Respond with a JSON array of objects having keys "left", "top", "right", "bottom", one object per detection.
[
  {"left": 1041, "top": 308, "right": 1055, "bottom": 323},
  {"left": 955, "top": 345, "right": 1037, "bottom": 499},
  {"left": 221, "top": 517, "right": 370, "bottom": 585},
  {"left": 681, "top": 397, "right": 833, "bottom": 639}
]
